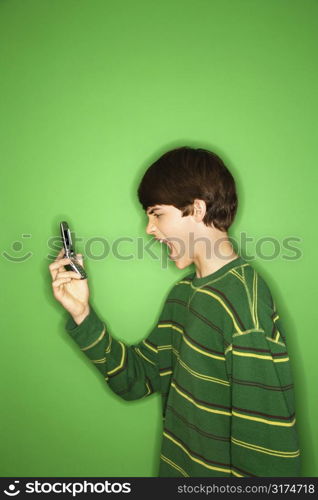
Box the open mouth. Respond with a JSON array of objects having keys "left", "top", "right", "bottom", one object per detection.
[{"left": 157, "top": 238, "right": 177, "bottom": 259}]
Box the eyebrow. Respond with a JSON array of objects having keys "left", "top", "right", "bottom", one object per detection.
[{"left": 147, "top": 206, "right": 160, "bottom": 215}]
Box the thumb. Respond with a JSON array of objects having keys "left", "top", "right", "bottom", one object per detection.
[{"left": 76, "top": 253, "right": 85, "bottom": 268}]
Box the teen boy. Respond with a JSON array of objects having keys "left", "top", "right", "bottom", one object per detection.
[{"left": 49, "top": 146, "right": 301, "bottom": 477}]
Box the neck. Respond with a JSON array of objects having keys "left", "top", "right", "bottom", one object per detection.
[{"left": 193, "top": 233, "right": 238, "bottom": 279}]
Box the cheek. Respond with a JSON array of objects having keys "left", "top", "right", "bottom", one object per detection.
[
  {"left": 166, "top": 225, "right": 184, "bottom": 242},
  {"left": 173, "top": 219, "right": 191, "bottom": 240},
  {"left": 169, "top": 216, "right": 189, "bottom": 232},
  {"left": 169, "top": 224, "right": 191, "bottom": 254}
]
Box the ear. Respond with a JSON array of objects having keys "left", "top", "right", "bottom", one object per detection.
[{"left": 192, "top": 199, "right": 206, "bottom": 222}]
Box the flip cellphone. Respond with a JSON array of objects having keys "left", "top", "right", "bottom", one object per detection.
[{"left": 59, "top": 221, "right": 87, "bottom": 279}]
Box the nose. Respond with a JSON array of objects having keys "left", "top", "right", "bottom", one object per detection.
[{"left": 146, "top": 218, "right": 156, "bottom": 235}]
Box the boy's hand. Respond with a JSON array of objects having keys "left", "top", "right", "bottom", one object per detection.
[{"left": 49, "top": 248, "right": 90, "bottom": 324}]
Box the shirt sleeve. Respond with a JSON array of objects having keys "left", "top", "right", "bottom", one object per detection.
[
  {"left": 225, "top": 314, "right": 301, "bottom": 477},
  {"left": 65, "top": 305, "right": 161, "bottom": 401}
]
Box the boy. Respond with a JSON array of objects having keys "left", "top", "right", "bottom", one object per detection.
[{"left": 49, "top": 146, "right": 301, "bottom": 477}]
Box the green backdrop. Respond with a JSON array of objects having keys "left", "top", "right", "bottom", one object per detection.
[{"left": 1, "top": 0, "right": 317, "bottom": 477}]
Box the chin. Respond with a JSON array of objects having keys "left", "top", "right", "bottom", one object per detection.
[{"left": 173, "top": 257, "right": 192, "bottom": 270}]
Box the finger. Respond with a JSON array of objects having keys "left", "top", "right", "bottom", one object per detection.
[
  {"left": 48, "top": 248, "right": 65, "bottom": 278},
  {"left": 57, "top": 271, "right": 82, "bottom": 280},
  {"left": 49, "top": 257, "right": 71, "bottom": 280},
  {"left": 52, "top": 277, "right": 71, "bottom": 288},
  {"left": 51, "top": 257, "right": 71, "bottom": 268},
  {"left": 56, "top": 247, "right": 65, "bottom": 260},
  {"left": 76, "top": 253, "right": 85, "bottom": 268}
]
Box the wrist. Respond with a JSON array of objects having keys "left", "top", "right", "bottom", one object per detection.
[{"left": 72, "top": 305, "right": 90, "bottom": 325}]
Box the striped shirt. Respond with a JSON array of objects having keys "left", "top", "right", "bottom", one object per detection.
[{"left": 65, "top": 255, "right": 301, "bottom": 477}]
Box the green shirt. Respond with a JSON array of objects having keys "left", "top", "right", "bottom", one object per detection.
[{"left": 65, "top": 255, "right": 301, "bottom": 477}]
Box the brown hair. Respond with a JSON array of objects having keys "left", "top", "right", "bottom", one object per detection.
[{"left": 137, "top": 146, "right": 238, "bottom": 231}]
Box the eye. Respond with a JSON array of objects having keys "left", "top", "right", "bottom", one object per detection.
[{"left": 154, "top": 214, "right": 162, "bottom": 218}]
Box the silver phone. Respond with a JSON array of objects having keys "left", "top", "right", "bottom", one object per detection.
[{"left": 60, "top": 221, "right": 87, "bottom": 279}]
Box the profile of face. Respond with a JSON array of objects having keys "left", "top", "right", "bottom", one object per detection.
[{"left": 146, "top": 203, "right": 202, "bottom": 269}]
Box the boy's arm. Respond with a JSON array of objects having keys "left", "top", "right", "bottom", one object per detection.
[
  {"left": 225, "top": 316, "right": 301, "bottom": 477},
  {"left": 65, "top": 304, "right": 161, "bottom": 401}
]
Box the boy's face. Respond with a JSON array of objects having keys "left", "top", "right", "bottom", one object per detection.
[{"left": 146, "top": 204, "right": 198, "bottom": 269}]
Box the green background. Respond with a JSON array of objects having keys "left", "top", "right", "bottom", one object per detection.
[{"left": 1, "top": 0, "right": 317, "bottom": 477}]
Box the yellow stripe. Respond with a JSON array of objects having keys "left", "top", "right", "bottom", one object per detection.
[
  {"left": 163, "top": 431, "right": 231, "bottom": 474},
  {"left": 273, "top": 357, "right": 289, "bottom": 363},
  {"left": 232, "top": 410, "right": 296, "bottom": 427},
  {"left": 92, "top": 358, "right": 106, "bottom": 364},
  {"left": 143, "top": 339, "right": 158, "bottom": 353},
  {"left": 158, "top": 344, "right": 173, "bottom": 351},
  {"left": 158, "top": 348, "right": 229, "bottom": 386},
  {"left": 107, "top": 341, "right": 126, "bottom": 375},
  {"left": 241, "top": 266, "right": 256, "bottom": 330},
  {"left": 105, "top": 334, "right": 112, "bottom": 354},
  {"left": 177, "top": 264, "right": 249, "bottom": 332},
  {"left": 189, "top": 263, "right": 249, "bottom": 288},
  {"left": 230, "top": 269, "right": 245, "bottom": 285},
  {"left": 182, "top": 335, "right": 225, "bottom": 361},
  {"left": 266, "top": 336, "right": 285, "bottom": 347},
  {"left": 81, "top": 326, "right": 106, "bottom": 351},
  {"left": 158, "top": 323, "right": 225, "bottom": 361},
  {"left": 231, "top": 470, "right": 244, "bottom": 477},
  {"left": 233, "top": 350, "right": 289, "bottom": 363},
  {"left": 171, "top": 376, "right": 296, "bottom": 427},
  {"left": 231, "top": 437, "right": 300, "bottom": 458},
  {"left": 253, "top": 270, "right": 259, "bottom": 329},
  {"left": 177, "top": 353, "right": 229, "bottom": 386},
  {"left": 158, "top": 323, "right": 183, "bottom": 333},
  {"left": 160, "top": 454, "right": 189, "bottom": 477},
  {"left": 171, "top": 381, "right": 231, "bottom": 416},
  {"left": 272, "top": 315, "right": 284, "bottom": 344},
  {"left": 143, "top": 381, "right": 151, "bottom": 397},
  {"left": 252, "top": 270, "right": 256, "bottom": 326},
  {"left": 233, "top": 350, "right": 272, "bottom": 360},
  {"left": 196, "top": 288, "right": 243, "bottom": 334},
  {"left": 232, "top": 328, "right": 264, "bottom": 337},
  {"left": 224, "top": 344, "right": 232, "bottom": 355},
  {"left": 134, "top": 346, "right": 156, "bottom": 366}
]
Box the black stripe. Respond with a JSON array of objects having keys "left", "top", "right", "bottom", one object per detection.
[
  {"left": 145, "top": 339, "right": 158, "bottom": 350},
  {"left": 159, "top": 366, "right": 172, "bottom": 373},
  {"left": 159, "top": 320, "right": 225, "bottom": 357},
  {"left": 166, "top": 404, "right": 230, "bottom": 442},
  {"left": 231, "top": 464, "right": 258, "bottom": 477},
  {"left": 232, "top": 405, "right": 295, "bottom": 421},
  {"left": 172, "top": 378, "right": 231, "bottom": 411},
  {"left": 166, "top": 298, "right": 229, "bottom": 346},
  {"left": 164, "top": 428, "right": 231, "bottom": 468},
  {"left": 230, "top": 376, "right": 294, "bottom": 391},
  {"left": 233, "top": 344, "right": 288, "bottom": 357},
  {"left": 206, "top": 286, "right": 246, "bottom": 331},
  {"left": 164, "top": 427, "right": 256, "bottom": 476}
]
